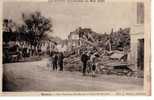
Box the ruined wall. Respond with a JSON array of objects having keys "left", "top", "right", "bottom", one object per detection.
[{"left": 129, "top": 25, "right": 144, "bottom": 71}]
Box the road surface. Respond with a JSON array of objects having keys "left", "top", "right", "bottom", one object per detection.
[{"left": 3, "top": 58, "right": 143, "bottom": 92}]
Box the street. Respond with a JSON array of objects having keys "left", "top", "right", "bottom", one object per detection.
[{"left": 3, "top": 58, "right": 143, "bottom": 92}]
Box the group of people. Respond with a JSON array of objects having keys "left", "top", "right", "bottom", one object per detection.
[
  {"left": 81, "top": 51, "right": 99, "bottom": 77},
  {"left": 15, "top": 41, "right": 99, "bottom": 76},
  {"left": 47, "top": 50, "right": 99, "bottom": 77},
  {"left": 15, "top": 41, "right": 54, "bottom": 58},
  {"left": 47, "top": 51, "right": 64, "bottom": 71}
]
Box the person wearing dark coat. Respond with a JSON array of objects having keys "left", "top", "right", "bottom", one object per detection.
[
  {"left": 52, "top": 52, "right": 58, "bottom": 71},
  {"left": 81, "top": 51, "right": 89, "bottom": 76},
  {"left": 58, "top": 52, "right": 64, "bottom": 71}
]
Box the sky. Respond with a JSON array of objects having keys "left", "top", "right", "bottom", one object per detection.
[{"left": 3, "top": 2, "right": 136, "bottom": 39}]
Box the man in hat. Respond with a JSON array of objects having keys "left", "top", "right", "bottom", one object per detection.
[
  {"left": 58, "top": 52, "right": 64, "bottom": 71},
  {"left": 52, "top": 52, "right": 58, "bottom": 71},
  {"left": 81, "top": 51, "right": 89, "bottom": 76}
]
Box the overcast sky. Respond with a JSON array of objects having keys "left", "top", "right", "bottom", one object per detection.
[{"left": 3, "top": 2, "right": 136, "bottom": 39}]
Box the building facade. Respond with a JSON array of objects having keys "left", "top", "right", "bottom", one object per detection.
[{"left": 129, "top": 2, "right": 144, "bottom": 71}]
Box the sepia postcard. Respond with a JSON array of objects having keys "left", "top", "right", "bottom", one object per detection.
[{"left": 0, "top": 0, "right": 151, "bottom": 96}]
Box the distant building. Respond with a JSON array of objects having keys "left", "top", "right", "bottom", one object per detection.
[
  {"left": 68, "top": 29, "right": 81, "bottom": 49},
  {"left": 68, "top": 32, "right": 79, "bottom": 40},
  {"left": 56, "top": 40, "right": 68, "bottom": 52}
]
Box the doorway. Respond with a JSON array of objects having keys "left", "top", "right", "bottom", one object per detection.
[{"left": 137, "top": 39, "right": 144, "bottom": 70}]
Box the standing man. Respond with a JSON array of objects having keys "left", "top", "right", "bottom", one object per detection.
[
  {"left": 48, "top": 51, "right": 54, "bottom": 71},
  {"left": 90, "top": 53, "right": 97, "bottom": 77},
  {"left": 58, "top": 52, "right": 64, "bottom": 71},
  {"left": 81, "top": 51, "right": 89, "bottom": 76},
  {"left": 52, "top": 52, "right": 58, "bottom": 71}
]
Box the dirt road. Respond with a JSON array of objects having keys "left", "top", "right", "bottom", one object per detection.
[{"left": 3, "top": 58, "right": 143, "bottom": 92}]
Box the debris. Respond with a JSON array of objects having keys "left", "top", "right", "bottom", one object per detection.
[{"left": 110, "top": 52, "right": 124, "bottom": 60}]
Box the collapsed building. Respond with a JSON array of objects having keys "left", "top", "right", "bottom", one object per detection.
[
  {"left": 63, "top": 3, "right": 145, "bottom": 77},
  {"left": 63, "top": 27, "right": 134, "bottom": 76},
  {"left": 66, "top": 27, "right": 111, "bottom": 54},
  {"left": 39, "top": 3, "right": 143, "bottom": 77}
]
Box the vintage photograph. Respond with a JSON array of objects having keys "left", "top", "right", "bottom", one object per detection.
[{"left": 2, "top": 0, "right": 148, "bottom": 94}]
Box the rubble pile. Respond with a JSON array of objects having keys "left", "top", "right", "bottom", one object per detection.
[
  {"left": 64, "top": 53, "right": 81, "bottom": 72},
  {"left": 64, "top": 27, "right": 132, "bottom": 76}
]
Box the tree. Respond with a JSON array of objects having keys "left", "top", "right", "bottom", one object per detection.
[
  {"left": 20, "top": 11, "right": 53, "bottom": 45},
  {"left": 3, "top": 19, "right": 18, "bottom": 42}
]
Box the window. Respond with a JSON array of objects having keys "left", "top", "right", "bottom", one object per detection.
[{"left": 137, "top": 2, "right": 144, "bottom": 24}]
